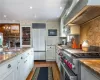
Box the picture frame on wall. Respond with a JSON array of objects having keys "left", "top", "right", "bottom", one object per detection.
[{"left": 48, "top": 29, "right": 57, "bottom": 36}]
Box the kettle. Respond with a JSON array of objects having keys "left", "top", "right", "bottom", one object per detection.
[{"left": 82, "top": 40, "right": 89, "bottom": 52}]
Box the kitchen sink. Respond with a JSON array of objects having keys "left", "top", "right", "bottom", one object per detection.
[
  {"left": 0, "top": 51, "right": 16, "bottom": 55},
  {"left": 4, "top": 51, "right": 14, "bottom": 54}
]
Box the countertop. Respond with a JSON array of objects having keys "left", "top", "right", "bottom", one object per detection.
[
  {"left": 0, "top": 47, "right": 31, "bottom": 64},
  {"left": 80, "top": 60, "right": 100, "bottom": 76},
  {"left": 57, "top": 45, "right": 71, "bottom": 49}
]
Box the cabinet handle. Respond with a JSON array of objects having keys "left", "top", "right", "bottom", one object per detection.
[
  {"left": 17, "top": 66, "right": 18, "bottom": 70},
  {"left": 8, "top": 64, "right": 11, "bottom": 68},
  {"left": 21, "top": 57, "right": 23, "bottom": 59},
  {"left": 24, "top": 60, "right": 27, "bottom": 63}
]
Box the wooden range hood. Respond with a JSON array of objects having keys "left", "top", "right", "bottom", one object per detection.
[{"left": 67, "top": 6, "right": 100, "bottom": 25}]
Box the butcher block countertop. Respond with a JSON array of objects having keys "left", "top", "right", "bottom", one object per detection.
[
  {"left": 80, "top": 60, "right": 100, "bottom": 76},
  {"left": 0, "top": 47, "right": 31, "bottom": 64}
]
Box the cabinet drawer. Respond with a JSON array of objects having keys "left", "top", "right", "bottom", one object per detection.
[
  {"left": 0, "top": 58, "right": 17, "bottom": 77},
  {"left": 46, "top": 46, "right": 55, "bottom": 50}
]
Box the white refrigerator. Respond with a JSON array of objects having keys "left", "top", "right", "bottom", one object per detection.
[{"left": 32, "top": 28, "right": 46, "bottom": 60}]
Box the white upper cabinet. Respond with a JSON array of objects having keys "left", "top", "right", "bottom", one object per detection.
[
  {"left": 60, "top": 18, "right": 66, "bottom": 37},
  {"left": 65, "top": 0, "right": 100, "bottom": 25},
  {"left": 64, "top": 0, "right": 87, "bottom": 25},
  {"left": 68, "top": 24, "right": 80, "bottom": 35}
]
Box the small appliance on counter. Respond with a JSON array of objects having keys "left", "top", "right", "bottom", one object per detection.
[
  {"left": 59, "top": 38, "right": 67, "bottom": 45},
  {"left": 62, "top": 39, "right": 67, "bottom": 45},
  {"left": 82, "top": 40, "right": 89, "bottom": 52}
]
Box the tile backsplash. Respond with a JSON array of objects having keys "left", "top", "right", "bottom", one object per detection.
[{"left": 80, "top": 16, "right": 100, "bottom": 47}]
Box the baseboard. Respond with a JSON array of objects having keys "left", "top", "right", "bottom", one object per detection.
[
  {"left": 46, "top": 60, "right": 56, "bottom": 61},
  {"left": 34, "top": 60, "right": 46, "bottom": 62}
]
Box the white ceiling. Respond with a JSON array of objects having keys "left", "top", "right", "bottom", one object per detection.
[{"left": 0, "top": 0, "right": 68, "bottom": 21}]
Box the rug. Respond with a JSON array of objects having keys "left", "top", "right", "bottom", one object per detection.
[{"left": 32, "top": 67, "right": 54, "bottom": 80}]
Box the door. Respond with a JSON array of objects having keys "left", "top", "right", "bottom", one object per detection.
[
  {"left": 32, "top": 29, "right": 46, "bottom": 51},
  {"left": 32, "top": 23, "right": 46, "bottom": 60}
]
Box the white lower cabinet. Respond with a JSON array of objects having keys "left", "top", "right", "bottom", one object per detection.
[
  {"left": 34, "top": 52, "right": 45, "bottom": 60},
  {"left": 0, "top": 48, "right": 34, "bottom": 80},
  {"left": 16, "top": 58, "right": 24, "bottom": 80},
  {"left": 81, "top": 65, "right": 100, "bottom": 80},
  {"left": 46, "top": 46, "right": 55, "bottom": 61},
  {"left": 55, "top": 46, "right": 61, "bottom": 70},
  {"left": 0, "top": 68, "right": 16, "bottom": 80}
]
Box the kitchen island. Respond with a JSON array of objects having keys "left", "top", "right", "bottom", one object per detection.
[
  {"left": 0, "top": 47, "right": 34, "bottom": 80},
  {"left": 80, "top": 60, "right": 100, "bottom": 80}
]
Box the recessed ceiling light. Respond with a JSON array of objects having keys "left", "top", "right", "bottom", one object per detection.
[
  {"left": 4, "top": 15, "right": 7, "bottom": 18},
  {"left": 13, "top": 20, "right": 15, "bottom": 21},
  {"left": 30, "top": 6, "right": 33, "bottom": 9},
  {"left": 77, "top": 0, "right": 79, "bottom": 2},
  {"left": 60, "top": 7, "right": 63, "bottom": 10},
  {"left": 57, "top": 16, "right": 59, "bottom": 17},
  {"left": 34, "top": 15, "right": 37, "bottom": 18}
]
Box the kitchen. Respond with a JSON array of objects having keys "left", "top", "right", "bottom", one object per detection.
[{"left": 0, "top": 0, "right": 100, "bottom": 80}]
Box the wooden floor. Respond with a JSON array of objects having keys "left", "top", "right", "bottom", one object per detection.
[{"left": 26, "top": 61, "right": 60, "bottom": 80}]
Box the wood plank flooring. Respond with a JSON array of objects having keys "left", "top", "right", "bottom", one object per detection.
[{"left": 26, "top": 61, "right": 60, "bottom": 80}]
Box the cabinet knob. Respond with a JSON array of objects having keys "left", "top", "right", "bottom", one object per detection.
[
  {"left": 21, "top": 57, "right": 23, "bottom": 59},
  {"left": 24, "top": 60, "right": 27, "bottom": 63},
  {"left": 8, "top": 64, "right": 11, "bottom": 68}
]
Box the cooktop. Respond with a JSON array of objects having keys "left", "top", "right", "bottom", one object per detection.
[{"left": 73, "top": 53, "right": 100, "bottom": 58}]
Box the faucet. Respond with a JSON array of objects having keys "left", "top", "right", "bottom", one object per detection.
[
  {"left": 6, "top": 40, "right": 10, "bottom": 49},
  {"left": 0, "top": 45, "right": 3, "bottom": 52},
  {"left": 14, "top": 42, "right": 16, "bottom": 50}
]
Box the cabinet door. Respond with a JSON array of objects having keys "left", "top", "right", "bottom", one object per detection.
[
  {"left": 81, "top": 65, "right": 100, "bottom": 80},
  {"left": 29, "top": 50, "right": 34, "bottom": 70},
  {"left": 34, "top": 52, "right": 45, "bottom": 60},
  {"left": 46, "top": 46, "right": 55, "bottom": 60},
  {"left": 39, "top": 52, "right": 45, "bottom": 60},
  {"left": 24, "top": 57, "right": 29, "bottom": 79},
  {"left": 46, "top": 49, "right": 55, "bottom": 60},
  {"left": 34, "top": 52, "right": 39, "bottom": 60},
  {"left": 0, "top": 68, "right": 16, "bottom": 80},
  {"left": 16, "top": 57, "right": 25, "bottom": 80}
]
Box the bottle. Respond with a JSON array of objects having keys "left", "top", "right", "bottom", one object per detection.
[{"left": 72, "top": 38, "right": 78, "bottom": 49}]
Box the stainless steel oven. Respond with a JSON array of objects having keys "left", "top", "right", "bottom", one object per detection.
[{"left": 60, "top": 61, "right": 77, "bottom": 80}]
